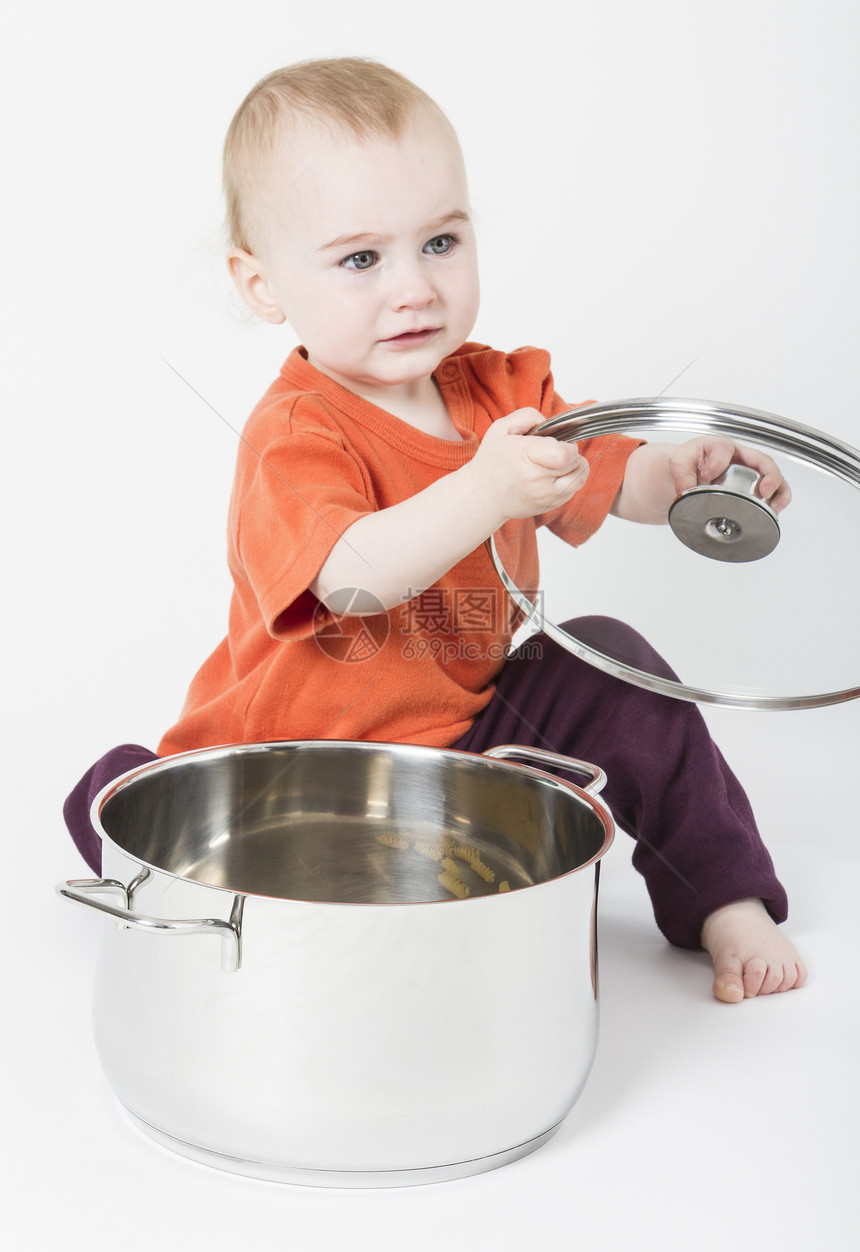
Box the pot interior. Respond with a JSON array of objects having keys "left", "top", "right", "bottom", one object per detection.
[{"left": 98, "top": 742, "right": 612, "bottom": 905}]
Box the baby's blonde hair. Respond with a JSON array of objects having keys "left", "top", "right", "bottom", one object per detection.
[{"left": 223, "top": 58, "right": 453, "bottom": 253}]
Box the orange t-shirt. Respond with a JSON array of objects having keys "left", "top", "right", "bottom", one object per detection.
[{"left": 157, "top": 343, "right": 640, "bottom": 755}]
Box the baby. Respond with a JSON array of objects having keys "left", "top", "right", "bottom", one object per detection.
[{"left": 65, "top": 57, "right": 806, "bottom": 1004}]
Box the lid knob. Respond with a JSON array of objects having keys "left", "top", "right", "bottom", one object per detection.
[{"left": 668, "top": 465, "right": 780, "bottom": 562}]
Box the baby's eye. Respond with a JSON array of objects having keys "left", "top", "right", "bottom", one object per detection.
[
  {"left": 341, "top": 250, "right": 378, "bottom": 271},
  {"left": 423, "top": 234, "right": 457, "bottom": 256}
]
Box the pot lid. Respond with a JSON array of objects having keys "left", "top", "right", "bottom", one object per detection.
[{"left": 490, "top": 397, "right": 860, "bottom": 710}]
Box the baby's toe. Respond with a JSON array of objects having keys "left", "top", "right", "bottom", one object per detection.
[
  {"left": 773, "top": 959, "right": 809, "bottom": 994},
  {"left": 712, "top": 956, "right": 745, "bottom": 1003},
  {"left": 742, "top": 956, "right": 772, "bottom": 997},
  {"left": 745, "top": 957, "right": 809, "bottom": 997}
]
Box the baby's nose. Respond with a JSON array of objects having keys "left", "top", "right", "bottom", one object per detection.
[{"left": 388, "top": 262, "right": 437, "bottom": 310}]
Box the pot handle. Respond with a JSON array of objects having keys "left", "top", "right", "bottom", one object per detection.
[
  {"left": 57, "top": 878, "right": 243, "bottom": 973},
  {"left": 482, "top": 745, "right": 607, "bottom": 795}
]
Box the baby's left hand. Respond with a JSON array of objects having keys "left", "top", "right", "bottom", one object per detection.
[{"left": 669, "top": 437, "right": 791, "bottom": 513}]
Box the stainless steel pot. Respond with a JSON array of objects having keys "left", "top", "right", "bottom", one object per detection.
[{"left": 59, "top": 740, "right": 614, "bottom": 1187}]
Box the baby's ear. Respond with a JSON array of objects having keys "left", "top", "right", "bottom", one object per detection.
[{"left": 226, "top": 249, "right": 286, "bottom": 324}]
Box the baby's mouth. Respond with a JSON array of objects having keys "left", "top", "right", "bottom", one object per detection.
[{"left": 383, "top": 328, "right": 439, "bottom": 345}]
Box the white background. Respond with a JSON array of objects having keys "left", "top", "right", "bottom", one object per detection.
[{"left": 4, "top": 1, "right": 859, "bottom": 1248}]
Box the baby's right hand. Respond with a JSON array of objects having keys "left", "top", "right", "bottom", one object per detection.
[{"left": 466, "top": 408, "right": 589, "bottom": 522}]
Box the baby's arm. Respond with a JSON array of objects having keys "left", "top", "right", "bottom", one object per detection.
[
  {"left": 311, "top": 409, "right": 588, "bottom": 612},
  {"left": 610, "top": 436, "right": 791, "bottom": 524}
]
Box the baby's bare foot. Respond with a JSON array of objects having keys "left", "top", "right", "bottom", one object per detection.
[{"left": 700, "top": 898, "right": 808, "bottom": 1004}]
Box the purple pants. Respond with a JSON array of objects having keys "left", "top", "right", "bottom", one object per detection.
[
  {"left": 63, "top": 617, "right": 787, "bottom": 949},
  {"left": 453, "top": 617, "right": 787, "bottom": 947}
]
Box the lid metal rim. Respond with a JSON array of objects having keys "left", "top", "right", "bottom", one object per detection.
[{"left": 537, "top": 397, "right": 860, "bottom": 493}]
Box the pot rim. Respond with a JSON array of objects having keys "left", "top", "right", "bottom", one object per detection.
[{"left": 91, "top": 738, "right": 616, "bottom": 906}]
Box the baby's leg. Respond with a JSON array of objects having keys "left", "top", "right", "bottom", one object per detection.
[
  {"left": 701, "top": 898, "right": 808, "bottom": 1003},
  {"left": 63, "top": 743, "right": 159, "bottom": 872},
  {"left": 455, "top": 616, "right": 805, "bottom": 1002}
]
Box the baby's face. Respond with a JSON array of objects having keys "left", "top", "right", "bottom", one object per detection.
[{"left": 239, "top": 109, "right": 480, "bottom": 404}]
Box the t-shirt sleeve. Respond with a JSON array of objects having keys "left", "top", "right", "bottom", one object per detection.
[
  {"left": 233, "top": 426, "right": 374, "bottom": 640},
  {"left": 539, "top": 431, "right": 643, "bottom": 546},
  {"left": 480, "top": 347, "right": 643, "bottom": 546},
  {"left": 521, "top": 360, "right": 643, "bottom": 546}
]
